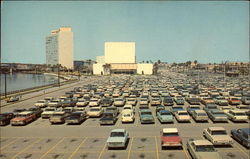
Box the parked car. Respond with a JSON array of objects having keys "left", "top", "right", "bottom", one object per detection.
[
  {"left": 114, "top": 98, "right": 126, "bottom": 107},
  {"left": 41, "top": 107, "right": 57, "bottom": 118},
  {"left": 123, "top": 105, "right": 135, "bottom": 114},
  {"left": 121, "top": 110, "right": 135, "bottom": 123},
  {"left": 214, "top": 96, "right": 229, "bottom": 106},
  {"left": 201, "top": 97, "right": 215, "bottom": 105},
  {"left": 106, "top": 129, "right": 129, "bottom": 149},
  {"left": 65, "top": 111, "right": 87, "bottom": 124},
  {"left": 186, "top": 95, "right": 200, "bottom": 105},
  {"left": 163, "top": 96, "right": 174, "bottom": 106},
  {"left": 100, "top": 97, "right": 113, "bottom": 107},
  {"left": 89, "top": 98, "right": 100, "bottom": 107},
  {"left": 106, "top": 106, "right": 119, "bottom": 116},
  {"left": 228, "top": 97, "right": 241, "bottom": 105},
  {"left": 161, "top": 128, "right": 182, "bottom": 149},
  {"left": 139, "top": 97, "right": 149, "bottom": 105},
  {"left": 150, "top": 97, "right": 162, "bottom": 106},
  {"left": 226, "top": 110, "right": 248, "bottom": 122},
  {"left": 49, "top": 111, "right": 69, "bottom": 124},
  {"left": 187, "top": 105, "right": 200, "bottom": 116},
  {"left": 219, "top": 106, "right": 232, "bottom": 114},
  {"left": 34, "top": 100, "right": 48, "bottom": 108},
  {"left": 87, "top": 107, "right": 103, "bottom": 117},
  {"left": 73, "top": 107, "right": 86, "bottom": 113},
  {"left": 241, "top": 96, "right": 250, "bottom": 105},
  {"left": 231, "top": 128, "right": 250, "bottom": 148},
  {"left": 6, "top": 95, "right": 21, "bottom": 103},
  {"left": 12, "top": 108, "right": 26, "bottom": 117},
  {"left": 76, "top": 98, "right": 89, "bottom": 107},
  {"left": 139, "top": 109, "right": 155, "bottom": 124},
  {"left": 187, "top": 139, "right": 222, "bottom": 159},
  {"left": 100, "top": 112, "right": 117, "bottom": 125},
  {"left": 207, "top": 109, "right": 228, "bottom": 122},
  {"left": 155, "top": 105, "right": 165, "bottom": 114},
  {"left": 174, "top": 96, "right": 185, "bottom": 105},
  {"left": 192, "top": 110, "right": 209, "bottom": 122},
  {"left": 28, "top": 107, "right": 43, "bottom": 118},
  {"left": 170, "top": 106, "right": 184, "bottom": 114},
  {"left": 175, "top": 111, "right": 191, "bottom": 122},
  {"left": 11, "top": 111, "right": 36, "bottom": 126},
  {"left": 48, "top": 99, "right": 62, "bottom": 108},
  {"left": 157, "top": 110, "right": 174, "bottom": 123},
  {"left": 203, "top": 104, "right": 218, "bottom": 114},
  {"left": 0, "top": 113, "right": 14, "bottom": 126},
  {"left": 126, "top": 97, "right": 137, "bottom": 106},
  {"left": 203, "top": 127, "right": 233, "bottom": 145}
]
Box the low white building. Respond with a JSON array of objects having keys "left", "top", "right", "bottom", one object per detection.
[{"left": 93, "top": 42, "right": 153, "bottom": 75}]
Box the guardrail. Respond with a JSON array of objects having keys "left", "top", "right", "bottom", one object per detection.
[{"left": 0, "top": 79, "right": 78, "bottom": 100}]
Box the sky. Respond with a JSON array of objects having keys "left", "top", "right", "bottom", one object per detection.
[{"left": 1, "top": 1, "right": 249, "bottom": 64}]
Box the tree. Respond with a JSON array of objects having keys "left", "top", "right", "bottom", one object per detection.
[
  {"left": 157, "top": 60, "right": 161, "bottom": 64},
  {"left": 194, "top": 60, "right": 198, "bottom": 65}
]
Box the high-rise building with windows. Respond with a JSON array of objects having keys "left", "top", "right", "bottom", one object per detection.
[{"left": 46, "top": 27, "right": 73, "bottom": 69}]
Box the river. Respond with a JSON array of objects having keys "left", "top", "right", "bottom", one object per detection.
[{"left": 0, "top": 73, "right": 59, "bottom": 94}]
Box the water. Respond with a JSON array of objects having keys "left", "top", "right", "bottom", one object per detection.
[{"left": 0, "top": 73, "right": 59, "bottom": 94}]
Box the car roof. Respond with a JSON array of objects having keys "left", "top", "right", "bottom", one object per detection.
[
  {"left": 163, "top": 128, "right": 178, "bottom": 133},
  {"left": 240, "top": 128, "right": 250, "bottom": 134},
  {"left": 230, "top": 110, "right": 245, "bottom": 113},
  {"left": 111, "top": 129, "right": 125, "bottom": 133},
  {"left": 18, "top": 111, "right": 33, "bottom": 115},
  {"left": 208, "top": 127, "right": 225, "bottom": 131},
  {"left": 194, "top": 110, "right": 206, "bottom": 113},
  {"left": 193, "top": 140, "right": 213, "bottom": 146}
]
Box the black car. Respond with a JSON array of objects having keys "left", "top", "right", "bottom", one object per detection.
[
  {"left": 163, "top": 96, "right": 174, "bottom": 106},
  {"left": 100, "top": 97, "right": 113, "bottom": 107},
  {"left": 65, "top": 112, "right": 87, "bottom": 124},
  {"left": 61, "top": 98, "right": 77, "bottom": 107},
  {"left": 28, "top": 107, "right": 43, "bottom": 118},
  {"left": 0, "top": 113, "right": 14, "bottom": 126},
  {"left": 99, "top": 112, "right": 117, "bottom": 125}
]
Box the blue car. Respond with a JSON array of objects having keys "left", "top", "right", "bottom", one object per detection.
[
  {"left": 231, "top": 128, "right": 250, "bottom": 148},
  {"left": 139, "top": 109, "right": 154, "bottom": 124},
  {"left": 157, "top": 110, "right": 173, "bottom": 123}
]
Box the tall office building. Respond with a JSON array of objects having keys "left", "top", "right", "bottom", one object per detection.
[{"left": 46, "top": 27, "right": 73, "bottom": 69}]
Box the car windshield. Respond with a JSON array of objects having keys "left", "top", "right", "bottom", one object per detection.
[
  {"left": 103, "top": 114, "right": 113, "bottom": 118},
  {"left": 190, "top": 107, "right": 200, "bottom": 110},
  {"left": 196, "top": 145, "right": 215, "bottom": 152},
  {"left": 161, "top": 112, "right": 171, "bottom": 115},
  {"left": 173, "top": 107, "right": 183, "bottom": 110},
  {"left": 163, "top": 132, "right": 178, "bottom": 136},
  {"left": 232, "top": 98, "right": 239, "bottom": 100},
  {"left": 52, "top": 113, "right": 64, "bottom": 117},
  {"left": 45, "top": 109, "right": 55, "bottom": 111},
  {"left": 111, "top": 132, "right": 125, "bottom": 137},
  {"left": 115, "top": 99, "right": 123, "bottom": 101},
  {"left": 90, "top": 99, "right": 98, "bottom": 102},
  {"left": 141, "top": 112, "right": 152, "bottom": 115},
  {"left": 16, "top": 114, "right": 29, "bottom": 117},
  {"left": 179, "top": 112, "right": 188, "bottom": 115},
  {"left": 213, "top": 112, "right": 224, "bottom": 115},
  {"left": 90, "top": 109, "right": 100, "bottom": 112},
  {"left": 211, "top": 130, "right": 227, "bottom": 135},
  {"left": 198, "top": 113, "right": 207, "bottom": 116},
  {"left": 235, "top": 113, "right": 246, "bottom": 116},
  {"left": 78, "top": 99, "right": 85, "bottom": 102},
  {"left": 37, "top": 101, "right": 45, "bottom": 103},
  {"left": 123, "top": 114, "right": 131, "bottom": 117}
]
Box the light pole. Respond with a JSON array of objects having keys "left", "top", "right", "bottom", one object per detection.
[
  {"left": 4, "top": 72, "right": 7, "bottom": 98},
  {"left": 57, "top": 64, "right": 60, "bottom": 87}
]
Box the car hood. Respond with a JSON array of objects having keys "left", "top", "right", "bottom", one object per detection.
[
  {"left": 141, "top": 115, "right": 153, "bottom": 119},
  {"left": 161, "top": 136, "right": 181, "bottom": 142},
  {"left": 11, "top": 117, "right": 26, "bottom": 121},
  {"left": 196, "top": 152, "right": 222, "bottom": 159},
  {"left": 160, "top": 115, "right": 173, "bottom": 119},
  {"left": 107, "top": 137, "right": 125, "bottom": 143}
]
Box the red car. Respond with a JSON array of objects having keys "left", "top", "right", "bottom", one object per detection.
[
  {"left": 11, "top": 111, "right": 37, "bottom": 126},
  {"left": 161, "top": 128, "right": 182, "bottom": 149},
  {"left": 228, "top": 97, "right": 241, "bottom": 105}
]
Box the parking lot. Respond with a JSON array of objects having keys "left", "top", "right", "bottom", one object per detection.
[{"left": 1, "top": 73, "right": 249, "bottom": 159}]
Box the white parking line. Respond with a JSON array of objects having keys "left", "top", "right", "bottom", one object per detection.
[
  {"left": 39, "top": 137, "right": 65, "bottom": 159},
  {"left": 68, "top": 137, "right": 86, "bottom": 159}
]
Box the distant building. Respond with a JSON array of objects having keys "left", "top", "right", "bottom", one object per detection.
[
  {"left": 46, "top": 27, "right": 73, "bottom": 69},
  {"left": 93, "top": 42, "right": 153, "bottom": 75}
]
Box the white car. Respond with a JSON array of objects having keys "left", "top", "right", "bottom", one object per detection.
[
  {"left": 203, "top": 127, "right": 233, "bottom": 145},
  {"left": 89, "top": 98, "right": 100, "bottom": 107},
  {"left": 123, "top": 105, "right": 135, "bottom": 114},
  {"left": 226, "top": 110, "right": 248, "bottom": 122},
  {"left": 175, "top": 110, "right": 191, "bottom": 122},
  {"left": 41, "top": 107, "right": 57, "bottom": 118},
  {"left": 76, "top": 98, "right": 89, "bottom": 107},
  {"left": 87, "top": 107, "right": 103, "bottom": 117},
  {"left": 121, "top": 110, "right": 135, "bottom": 123},
  {"left": 114, "top": 98, "right": 126, "bottom": 107},
  {"left": 34, "top": 100, "right": 48, "bottom": 108},
  {"left": 48, "top": 99, "right": 62, "bottom": 108},
  {"left": 192, "top": 110, "right": 209, "bottom": 122},
  {"left": 187, "top": 139, "right": 222, "bottom": 159}
]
